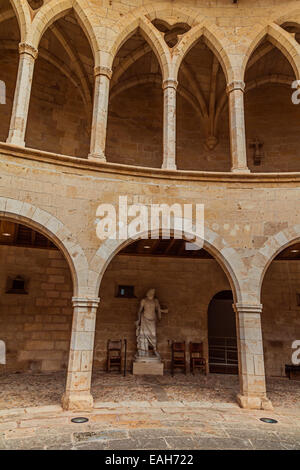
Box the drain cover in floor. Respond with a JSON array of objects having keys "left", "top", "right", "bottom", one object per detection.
[
  {"left": 260, "top": 418, "right": 278, "bottom": 424},
  {"left": 71, "top": 417, "right": 89, "bottom": 423}
]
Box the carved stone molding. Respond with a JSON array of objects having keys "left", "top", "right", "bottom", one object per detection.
[
  {"left": 233, "top": 303, "right": 263, "bottom": 315},
  {"left": 94, "top": 66, "right": 113, "bottom": 80},
  {"left": 72, "top": 297, "right": 100, "bottom": 309},
  {"left": 226, "top": 80, "right": 245, "bottom": 94},
  {"left": 162, "top": 79, "right": 178, "bottom": 90},
  {"left": 18, "top": 43, "right": 38, "bottom": 60}
]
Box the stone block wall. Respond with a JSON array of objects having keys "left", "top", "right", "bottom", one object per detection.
[
  {"left": 95, "top": 255, "right": 231, "bottom": 371},
  {"left": 262, "top": 260, "right": 300, "bottom": 376},
  {"left": 1, "top": 246, "right": 300, "bottom": 378},
  {"left": 0, "top": 246, "right": 72, "bottom": 372},
  {"left": 106, "top": 84, "right": 163, "bottom": 168},
  {"left": 245, "top": 86, "right": 300, "bottom": 172},
  {"left": 25, "top": 57, "right": 91, "bottom": 158}
]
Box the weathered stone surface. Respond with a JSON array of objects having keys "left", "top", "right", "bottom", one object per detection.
[
  {"left": 1, "top": 0, "right": 300, "bottom": 420},
  {"left": 133, "top": 361, "right": 164, "bottom": 376}
]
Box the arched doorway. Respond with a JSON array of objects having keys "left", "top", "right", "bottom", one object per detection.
[
  {"left": 207, "top": 290, "right": 238, "bottom": 375},
  {"left": 0, "top": 218, "right": 73, "bottom": 408},
  {"left": 260, "top": 240, "right": 300, "bottom": 407},
  {"left": 90, "top": 235, "right": 240, "bottom": 403}
]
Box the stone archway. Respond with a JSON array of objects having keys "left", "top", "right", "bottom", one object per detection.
[
  {"left": 89, "top": 225, "right": 244, "bottom": 303},
  {"left": 0, "top": 198, "right": 89, "bottom": 409},
  {"left": 0, "top": 197, "right": 89, "bottom": 296}
]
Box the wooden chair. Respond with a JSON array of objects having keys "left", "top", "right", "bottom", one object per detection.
[
  {"left": 189, "top": 342, "right": 206, "bottom": 375},
  {"left": 107, "top": 339, "right": 122, "bottom": 373},
  {"left": 171, "top": 341, "right": 186, "bottom": 376}
]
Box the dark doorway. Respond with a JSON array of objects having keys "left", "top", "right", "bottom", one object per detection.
[{"left": 207, "top": 290, "right": 238, "bottom": 374}]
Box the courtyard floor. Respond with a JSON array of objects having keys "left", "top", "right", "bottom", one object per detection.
[{"left": 0, "top": 371, "right": 299, "bottom": 449}]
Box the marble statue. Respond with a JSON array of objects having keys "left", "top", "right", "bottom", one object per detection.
[{"left": 135, "top": 288, "right": 166, "bottom": 360}]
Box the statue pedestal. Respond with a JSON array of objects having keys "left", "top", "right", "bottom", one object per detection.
[{"left": 133, "top": 357, "right": 164, "bottom": 376}]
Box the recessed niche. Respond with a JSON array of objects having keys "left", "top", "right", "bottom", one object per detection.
[
  {"left": 116, "top": 285, "right": 136, "bottom": 298},
  {"left": 6, "top": 275, "right": 28, "bottom": 295}
]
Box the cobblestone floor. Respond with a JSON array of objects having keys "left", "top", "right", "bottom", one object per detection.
[
  {"left": 0, "top": 370, "right": 300, "bottom": 410},
  {"left": 0, "top": 372, "right": 299, "bottom": 450}
]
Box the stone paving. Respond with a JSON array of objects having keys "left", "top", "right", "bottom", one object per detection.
[
  {"left": 0, "top": 398, "right": 300, "bottom": 450},
  {"left": 0, "top": 372, "right": 300, "bottom": 449},
  {"left": 1, "top": 370, "right": 300, "bottom": 410}
]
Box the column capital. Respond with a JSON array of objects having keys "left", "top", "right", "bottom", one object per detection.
[
  {"left": 233, "top": 303, "right": 263, "bottom": 314},
  {"left": 162, "top": 79, "right": 178, "bottom": 91},
  {"left": 18, "top": 42, "right": 38, "bottom": 60},
  {"left": 226, "top": 80, "right": 245, "bottom": 94},
  {"left": 94, "top": 65, "right": 112, "bottom": 80},
  {"left": 72, "top": 297, "right": 100, "bottom": 308}
]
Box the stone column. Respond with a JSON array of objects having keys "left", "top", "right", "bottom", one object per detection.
[
  {"left": 234, "top": 303, "right": 272, "bottom": 410},
  {"left": 62, "top": 297, "right": 100, "bottom": 411},
  {"left": 88, "top": 66, "right": 112, "bottom": 161},
  {"left": 226, "top": 81, "right": 250, "bottom": 173},
  {"left": 162, "top": 79, "right": 177, "bottom": 170},
  {"left": 6, "top": 43, "right": 38, "bottom": 147}
]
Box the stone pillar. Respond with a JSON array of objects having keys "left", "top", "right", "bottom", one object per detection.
[
  {"left": 234, "top": 303, "right": 272, "bottom": 410},
  {"left": 226, "top": 81, "right": 250, "bottom": 173},
  {"left": 62, "top": 297, "right": 100, "bottom": 411},
  {"left": 88, "top": 66, "right": 112, "bottom": 161},
  {"left": 162, "top": 79, "right": 177, "bottom": 170},
  {"left": 6, "top": 43, "right": 38, "bottom": 147}
]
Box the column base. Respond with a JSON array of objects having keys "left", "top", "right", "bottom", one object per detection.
[
  {"left": 161, "top": 163, "right": 177, "bottom": 170},
  {"left": 237, "top": 393, "right": 273, "bottom": 410},
  {"left": 6, "top": 136, "right": 25, "bottom": 147},
  {"left": 231, "top": 167, "right": 251, "bottom": 174},
  {"left": 88, "top": 152, "right": 106, "bottom": 162},
  {"left": 62, "top": 391, "right": 94, "bottom": 411}
]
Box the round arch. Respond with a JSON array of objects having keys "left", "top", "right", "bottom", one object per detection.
[
  {"left": 207, "top": 290, "right": 238, "bottom": 375},
  {"left": 0, "top": 197, "right": 89, "bottom": 297},
  {"left": 89, "top": 225, "right": 244, "bottom": 304},
  {"left": 251, "top": 224, "right": 300, "bottom": 303}
]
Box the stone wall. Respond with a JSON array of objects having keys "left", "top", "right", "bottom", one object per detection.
[
  {"left": 245, "top": 86, "right": 300, "bottom": 172},
  {"left": 95, "top": 255, "right": 230, "bottom": 371},
  {"left": 0, "top": 246, "right": 72, "bottom": 372},
  {"left": 1, "top": 245, "right": 300, "bottom": 378},
  {"left": 106, "top": 84, "right": 163, "bottom": 168},
  {"left": 262, "top": 260, "right": 300, "bottom": 377},
  {"left": 26, "top": 57, "right": 91, "bottom": 159}
]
